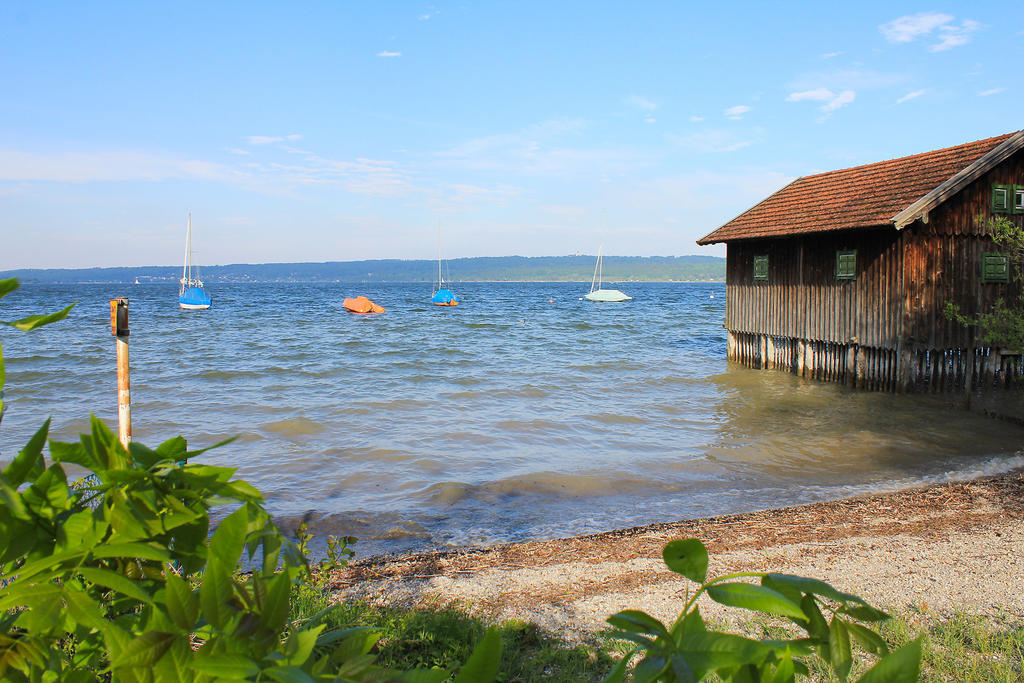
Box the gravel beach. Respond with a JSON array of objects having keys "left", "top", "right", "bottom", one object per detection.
[{"left": 330, "top": 470, "right": 1024, "bottom": 639}]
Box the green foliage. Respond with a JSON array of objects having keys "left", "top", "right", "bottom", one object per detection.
[
  {"left": 293, "top": 596, "right": 620, "bottom": 681},
  {"left": 0, "top": 416, "right": 502, "bottom": 681},
  {"left": 605, "top": 538, "right": 922, "bottom": 682}
]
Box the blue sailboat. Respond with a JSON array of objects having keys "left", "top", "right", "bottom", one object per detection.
[
  {"left": 430, "top": 222, "right": 459, "bottom": 306},
  {"left": 178, "top": 213, "right": 212, "bottom": 310}
]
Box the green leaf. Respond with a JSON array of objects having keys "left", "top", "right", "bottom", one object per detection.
[
  {"left": 64, "top": 588, "right": 111, "bottom": 633},
  {"left": 92, "top": 542, "right": 171, "bottom": 563},
  {"left": 857, "top": 637, "right": 922, "bottom": 683},
  {"left": 0, "top": 475, "right": 31, "bottom": 520},
  {"left": 801, "top": 594, "right": 829, "bottom": 640},
  {"left": 199, "top": 556, "right": 234, "bottom": 629},
  {"left": 264, "top": 666, "right": 316, "bottom": 683},
  {"left": 154, "top": 436, "right": 188, "bottom": 463},
  {"left": 208, "top": 504, "right": 249, "bottom": 568},
  {"left": 603, "top": 649, "right": 633, "bottom": 683},
  {"left": 164, "top": 571, "right": 199, "bottom": 630},
  {"left": 2, "top": 303, "right": 76, "bottom": 332},
  {"left": 284, "top": 625, "right": 325, "bottom": 666},
  {"left": 76, "top": 567, "right": 155, "bottom": 606},
  {"left": 846, "top": 622, "right": 889, "bottom": 656},
  {"left": 607, "top": 610, "right": 671, "bottom": 639},
  {"left": 0, "top": 278, "right": 18, "bottom": 299},
  {"left": 706, "top": 583, "right": 806, "bottom": 619},
  {"left": 2, "top": 419, "right": 50, "bottom": 486},
  {"left": 109, "top": 631, "right": 176, "bottom": 669},
  {"left": 662, "top": 538, "right": 708, "bottom": 583},
  {"left": 840, "top": 603, "right": 890, "bottom": 623},
  {"left": 672, "top": 632, "right": 773, "bottom": 678},
  {"left": 767, "top": 652, "right": 795, "bottom": 683},
  {"left": 669, "top": 653, "right": 697, "bottom": 683},
  {"left": 633, "top": 654, "right": 668, "bottom": 681},
  {"left": 763, "top": 573, "right": 860, "bottom": 604},
  {"left": 260, "top": 571, "right": 292, "bottom": 634},
  {"left": 453, "top": 627, "right": 502, "bottom": 683},
  {"left": 828, "top": 617, "right": 853, "bottom": 681},
  {"left": 189, "top": 653, "right": 261, "bottom": 678}
]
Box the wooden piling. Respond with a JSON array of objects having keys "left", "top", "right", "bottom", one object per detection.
[{"left": 110, "top": 298, "right": 131, "bottom": 447}]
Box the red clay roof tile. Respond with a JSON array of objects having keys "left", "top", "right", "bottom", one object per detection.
[{"left": 697, "top": 133, "right": 1018, "bottom": 244}]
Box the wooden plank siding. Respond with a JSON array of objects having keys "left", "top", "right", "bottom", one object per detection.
[
  {"left": 725, "top": 229, "right": 904, "bottom": 348},
  {"left": 721, "top": 148, "right": 1024, "bottom": 392}
]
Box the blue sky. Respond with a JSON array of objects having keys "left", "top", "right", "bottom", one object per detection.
[{"left": 1, "top": 2, "right": 1021, "bottom": 269}]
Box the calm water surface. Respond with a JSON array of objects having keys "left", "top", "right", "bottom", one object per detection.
[{"left": 2, "top": 282, "right": 1022, "bottom": 557}]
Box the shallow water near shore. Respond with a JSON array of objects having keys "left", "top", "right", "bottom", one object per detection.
[{"left": 2, "top": 282, "right": 1022, "bottom": 557}]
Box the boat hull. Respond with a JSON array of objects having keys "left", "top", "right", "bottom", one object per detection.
[
  {"left": 179, "top": 286, "right": 212, "bottom": 310},
  {"left": 431, "top": 288, "right": 459, "bottom": 306},
  {"left": 585, "top": 289, "right": 632, "bottom": 302}
]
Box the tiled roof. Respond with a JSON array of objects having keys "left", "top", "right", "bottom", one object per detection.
[{"left": 697, "top": 132, "right": 1018, "bottom": 244}]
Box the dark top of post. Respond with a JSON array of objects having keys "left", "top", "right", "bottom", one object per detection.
[{"left": 110, "top": 298, "right": 129, "bottom": 337}]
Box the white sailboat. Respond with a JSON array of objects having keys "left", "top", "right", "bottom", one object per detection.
[
  {"left": 585, "top": 239, "right": 631, "bottom": 302},
  {"left": 178, "top": 213, "right": 212, "bottom": 310}
]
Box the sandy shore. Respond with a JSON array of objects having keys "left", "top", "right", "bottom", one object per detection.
[{"left": 330, "top": 470, "right": 1024, "bottom": 638}]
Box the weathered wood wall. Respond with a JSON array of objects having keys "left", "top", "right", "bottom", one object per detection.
[{"left": 723, "top": 149, "right": 1024, "bottom": 392}]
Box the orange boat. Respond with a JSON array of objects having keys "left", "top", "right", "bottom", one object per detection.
[{"left": 343, "top": 296, "right": 385, "bottom": 314}]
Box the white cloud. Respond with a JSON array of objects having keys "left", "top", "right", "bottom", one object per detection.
[
  {"left": 225, "top": 148, "right": 251, "bottom": 156},
  {"left": 880, "top": 13, "right": 980, "bottom": 51},
  {"left": 689, "top": 115, "right": 705, "bottom": 122},
  {"left": 724, "top": 105, "right": 751, "bottom": 120},
  {"left": 376, "top": 50, "right": 401, "bottom": 57},
  {"left": 932, "top": 19, "right": 981, "bottom": 51},
  {"left": 624, "top": 94, "right": 658, "bottom": 111},
  {"left": 896, "top": 89, "right": 926, "bottom": 104},
  {"left": 644, "top": 116, "right": 656, "bottom": 124},
  {"left": 880, "top": 12, "right": 953, "bottom": 42},
  {"left": 786, "top": 88, "right": 856, "bottom": 112},
  {"left": 667, "top": 130, "right": 752, "bottom": 153},
  {"left": 821, "top": 90, "right": 855, "bottom": 112},
  {"left": 822, "top": 51, "right": 844, "bottom": 59},
  {"left": 246, "top": 135, "right": 283, "bottom": 145},
  {"left": 786, "top": 88, "right": 835, "bottom": 103},
  {"left": 979, "top": 87, "right": 1006, "bottom": 96},
  {"left": 285, "top": 134, "right": 302, "bottom": 141}
]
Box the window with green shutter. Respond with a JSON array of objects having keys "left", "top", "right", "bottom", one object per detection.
[
  {"left": 992, "top": 184, "right": 1011, "bottom": 213},
  {"left": 836, "top": 250, "right": 856, "bottom": 280},
  {"left": 753, "top": 254, "right": 768, "bottom": 281},
  {"left": 982, "top": 253, "right": 1010, "bottom": 283},
  {"left": 1014, "top": 186, "right": 1024, "bottom": 214}
]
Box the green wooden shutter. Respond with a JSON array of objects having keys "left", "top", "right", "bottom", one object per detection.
[
  {"left": 753, "top": 255, "right": 768, "bottom": 281},
  {"left": 836, "top": 250, "right": 857, "bottom": 280},
  {"left": 982, "top": 253, "right": 1009, "bottom": 283},
  {"left": 992, "top": 184, "right": 1011, "bottom": 213}
]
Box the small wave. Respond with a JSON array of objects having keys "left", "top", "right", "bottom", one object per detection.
[
  {"left": 262, "top": 417, "right": 326, "bottom": 437},
  {"left": 585, "top": 412, "right": 646, "bottom": 425}
]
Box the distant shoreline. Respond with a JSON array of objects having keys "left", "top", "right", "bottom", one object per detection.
[
  {"left": 1, "top": 255, "right": 726, "bottom": 285},
  {"left": 10, "top": 279, "right": 726, "bottom": 285}
]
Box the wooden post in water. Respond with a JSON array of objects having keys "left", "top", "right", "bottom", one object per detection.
[{"left": 110, "top": 298, "right": 131, "bottom": 447}]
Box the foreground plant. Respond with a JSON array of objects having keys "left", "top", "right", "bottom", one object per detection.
[
  {"left": 605, "top": 538, "right": 922, "bottom": 682},
  {"left": 0, "top": 278, "right": 501, "bottom": 681}
]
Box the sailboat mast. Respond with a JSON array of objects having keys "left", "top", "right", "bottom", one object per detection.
[
  {"left": 186, "top": 213, "right": 193, "bottom": 286},
  {"left": 437, "top": 220, "right": 443, "bottom": 288},
  {"left": 181, "top": 213, "right": 191, "bottom": 293}
]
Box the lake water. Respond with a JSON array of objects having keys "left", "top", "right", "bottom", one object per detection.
[{"left": 2, "top": 282, "right": 1022, "bottom": 558}]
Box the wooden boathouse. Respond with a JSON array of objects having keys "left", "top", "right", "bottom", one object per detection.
[{"left": 698, "top": 130, "right": 1024, "bottom": 392}]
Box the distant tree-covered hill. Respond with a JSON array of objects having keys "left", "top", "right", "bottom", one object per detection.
[{"left": 1, "top": 255, "right": 724, "bottom": 283}]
